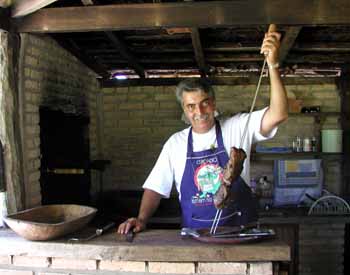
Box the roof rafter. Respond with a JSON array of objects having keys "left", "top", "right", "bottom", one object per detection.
[
  {"left": 80, "top": 0, "right": 144, "bottom": 78},
  {"left": 279, "top": 26, "right": 302, "bottom": 64},
  {"left": 13, "top": 0, "right": 350, "bottom": 33},
  {"left": 51, "top": 34, "right": 110, "bottom": 78},
  {"left": 104, "top": 32, "right": 145, "bottom": 78},
  {"left": 11, "top": 0, "right": 58, "bottom": 18},
  {"left": 102, "top": 76, "right": 337, "bottom": 87},
  {"left": 190, "top": 28, "right": 209, "bottom": 77}
]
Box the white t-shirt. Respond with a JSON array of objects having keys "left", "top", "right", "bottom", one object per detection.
[{"left": 143, "top": 107, "right": 277, "bottom": 200}]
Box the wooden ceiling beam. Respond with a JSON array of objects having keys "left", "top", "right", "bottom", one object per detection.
[
  {"left": 102, "top": 76, "right": 337, "bottom": 87},
  {"left": 80, "top": 0, "right": 145, "bottom": 78},
  {"left": 279, "top": 26, "right": 302, "bottom": 64},
  {"left": 11, "top": 0, "right": 58, "bottom": 18},
  {"left": 102, "top": 52, "right": 350, "bottom": 66},
  {"left": 294, "top": 42, "right": 350, "bottom": 52},
  {"left": 125, "top": 34, "right": 191, "bottom": 41},
  {"left": 287, "top": 53, "right": 350, "bottom": 63},
  {"left": 104, "top": 31, "right": 145, "bottom": 78},
  {"left": 14, "top": 0, "right": 350, "bottom": 33},
  {"left": 84, "top": 44, "right": 262, "bottom": 54},
  {"left": 190, "top": 28, "right": 209, "bottom": 77}
]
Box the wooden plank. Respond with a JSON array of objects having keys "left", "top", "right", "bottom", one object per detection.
[
  {"left": 77, "top": 0, "right": 113, "bottom": 78},
  {"left": 190, "top": 28, "right": 209, "bottom": 77},
  {"left": 11, "top": 0, "right": 58, "bottom": 18},
  {"left": 102, "top": 76, "right": 337, "bottom": 87},
  {"left": 294, "top": 42, "right": 350, "bottom": 52},
  {"left": 13, "top": 0, "right": 350, "bottom": 33},
  {"left": 2, "top": 32, "right": 25, "bottom": 212},
  {"left": 205, "top": 43, "right": 260, "bottom": 52},
  {"left": 279, "top": 26, "right": 302, "bottom": 64},
  {"left": 102, "top": 52, "right": 350, "bottom": 64},
  {"left": 0, "top": 229, "right": 290, "bottom": 262},
  {"left": 104, "top": 31, "right": 145, "bottom": 78},
  {"left": 100, "top": 53, "right": 264, "bottom": 64},
  {"left": 287, "top": 53, "right": 350, "bottom": 63},
  {"left": 338, "top": 65, "right": 350, "bottom": 195}
]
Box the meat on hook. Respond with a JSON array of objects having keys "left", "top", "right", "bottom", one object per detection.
[{"left": 213, "top": 147, "right": 246, "bottom": 209}]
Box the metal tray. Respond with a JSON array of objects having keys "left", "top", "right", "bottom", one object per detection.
[
  {"left": 181, "top": 227, "right": 275, "bottom": 244},
  {"left": 4, "top": 204, "right": 97, "bottom": 241}
]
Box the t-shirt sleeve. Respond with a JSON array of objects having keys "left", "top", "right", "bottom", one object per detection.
[
  {"left": 142, "top": 140, "right": 174, "bottom": 198},
  {"left": 248, "top": 107, "right": 278, "bottom": 143},
  {"left": 239, "top": 107, "right": 278, "bottom": 143}
]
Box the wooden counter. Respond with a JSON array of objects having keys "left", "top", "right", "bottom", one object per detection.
[{"left": 0, "top": 228, "right": 290, "bottom": 262}]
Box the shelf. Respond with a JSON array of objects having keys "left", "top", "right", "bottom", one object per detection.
[
  {"left": 252, "top": 152, "right": 343, "bottom": 161},
  {"left": 289, "top": 112, "right": 341, "bottom": 117}
]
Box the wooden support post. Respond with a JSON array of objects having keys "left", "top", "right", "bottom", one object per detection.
[{"left": 338, "top": 65, "right": 350, "bottom": 195}]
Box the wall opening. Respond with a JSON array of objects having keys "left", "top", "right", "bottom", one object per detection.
[{"left": 39, "top": 107, "right": 91, "bottom": 205}]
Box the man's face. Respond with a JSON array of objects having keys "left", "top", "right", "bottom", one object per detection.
[{"left": 182, "top": 90, "right": 216, "bottom": 133}]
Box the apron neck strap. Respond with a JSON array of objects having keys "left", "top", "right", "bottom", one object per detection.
[{"left": 187, "top": 120, "right": 225, "bottom": 157}]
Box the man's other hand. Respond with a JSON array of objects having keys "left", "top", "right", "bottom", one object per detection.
[{"left": 117, "top": 217, "right": 146, "bottom": 234}]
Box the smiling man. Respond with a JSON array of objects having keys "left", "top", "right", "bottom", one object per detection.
[
  {"left": 180, "top": 86, "right": 216, "bottom": 133},
  {"left": 118, "top": 30, "right": 288, "bottom": 234}
]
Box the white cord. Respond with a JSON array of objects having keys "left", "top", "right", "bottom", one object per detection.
[{"left": 239, "top": 59, "right": 267, "bottom": 148}]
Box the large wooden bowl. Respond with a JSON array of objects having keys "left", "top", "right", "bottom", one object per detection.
[{"left": 4, "top": 204, "right": 97, "bottom": 241}]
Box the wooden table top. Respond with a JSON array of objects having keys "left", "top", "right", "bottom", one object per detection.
[{"left": 0, "top": 228, "right": 290, "bottom": 262}]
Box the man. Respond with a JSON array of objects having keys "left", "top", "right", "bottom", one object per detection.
[{"left": 118, "top": 30, "right": 288, "bottom": 234}]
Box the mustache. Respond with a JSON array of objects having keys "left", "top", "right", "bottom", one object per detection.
[{"left": 194, "top": 114, "right": 209, "bottom": 121}]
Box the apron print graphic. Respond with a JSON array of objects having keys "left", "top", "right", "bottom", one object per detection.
[{"left": 192, "top": 162, "right": 223, "bottom": 205}]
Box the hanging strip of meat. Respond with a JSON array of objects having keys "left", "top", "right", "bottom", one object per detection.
[{"left": 213, "top": 147, "right": 246, "bottom": 209}]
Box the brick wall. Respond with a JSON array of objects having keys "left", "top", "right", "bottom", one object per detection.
[
  {"left": 100, "top": 83, "right": 342, "bottom": 196},
  {"left": 0, "top": 255, "right": 274, "bottom": 275},
  {"left": 19, "top": 34, "right": 100, "bottom": 208}
]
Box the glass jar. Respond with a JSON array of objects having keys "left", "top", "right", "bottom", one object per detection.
[
  {"left": 303, "top": 137, "right": 311, "bottom": 152},
  {"left": 295, "top": 136, "right": 302, "bottom": 152}
]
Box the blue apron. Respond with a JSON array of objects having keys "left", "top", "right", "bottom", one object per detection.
[{"left": 180, "top": 121, "right": 258, "bottom": 228}]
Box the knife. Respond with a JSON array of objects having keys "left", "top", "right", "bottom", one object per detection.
[{"left": 69, "top": 222, "right": 116, "bottom": 242}]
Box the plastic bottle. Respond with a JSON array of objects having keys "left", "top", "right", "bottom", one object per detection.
[
  {"left": 311, "top": 136, "right": 317, "bottom": 152},
  {"left": 303, "top": 137, "right": 311, "bottom": 152},
  {"left": 296, "top": 136, "right": 302, "bottom": 152}
]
